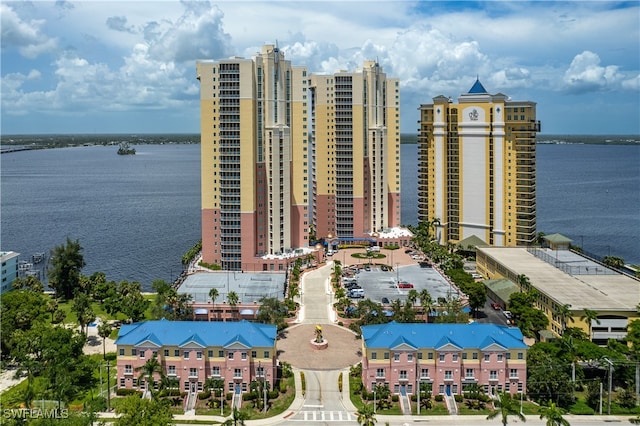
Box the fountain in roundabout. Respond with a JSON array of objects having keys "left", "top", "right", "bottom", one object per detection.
[{"left": 309, "top": 325, "right": 328, "bottom": 350}]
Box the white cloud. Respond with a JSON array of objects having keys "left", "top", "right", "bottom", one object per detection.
[
  {"left": 563, "top": 51, "right": 623, "bottom": 93},
  {"left": 1, "top": 3, "right": 58, "bottom": 58}
]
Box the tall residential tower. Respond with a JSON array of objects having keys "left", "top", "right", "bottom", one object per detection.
[
  {"left": 310, "top": 62, "right": 401, "bottom": 243},
  {"left": 418, "top": 79, "right": 540, "bottom": 247},
  {"left": 196, "top": 45, "right": 309, "bottom": 271}
]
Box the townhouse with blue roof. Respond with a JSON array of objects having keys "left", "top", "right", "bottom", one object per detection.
[
  {"left": 115, "top": 319, "right": 277, "bottom": 396},
  {"left": 360, "top": 322, "right": 528, "bottom": 398}
]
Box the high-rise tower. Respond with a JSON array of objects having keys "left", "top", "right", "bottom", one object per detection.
[
  {"left": 196, "top": 45, "right": 309, "bottom": 271},
  {"left": 310, "top": 62, "right": 401, "bottom": 242},
  {"left": 417, "top": 79, "right": 540, "bottom": 247}
]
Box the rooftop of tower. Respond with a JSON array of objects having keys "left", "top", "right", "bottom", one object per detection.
[{"left": 468, "top": 78, "right": 488, "bottom": 94}]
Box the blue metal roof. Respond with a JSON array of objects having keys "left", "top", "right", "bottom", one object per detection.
[
  {"left": 362, "top": 321, "right": 527, "bottom": 350},
  {"left": 116, "top": 319, "right": 276, "bottom": 348},
  {"left": 468, "top": 78, "right": 488, "bottom": 94}
]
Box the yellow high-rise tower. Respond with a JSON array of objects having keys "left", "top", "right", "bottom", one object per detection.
[
  {"left": 196, "top": 45, "right": 309, "bottom": 271},
  {"left": 418, "top": 79, "right": 540, "bottom": 247},
  {"left": 310, "top": 62, "right": 401, "bottom": 243}
]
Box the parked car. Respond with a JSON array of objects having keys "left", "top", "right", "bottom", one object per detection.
[
  {"left": 491, "top": 302, "right": 501, "bottom": 310},
  {"left": 381, "top": 265, "right": 388, "bottom": 271},
  {"left": 381, "top": 297, "right": 390, "bottom": 304},
  {"left": 398, "top": 281, "right": 414, "bottom": 289},
  {"left": 349, "top": 288, "right": 365, "bottom": 298},
  {"left": 503, "top": 310, "right": 513, "bottom": 319}
]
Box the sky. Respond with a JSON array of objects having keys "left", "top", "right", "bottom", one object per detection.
[{"left": 1, "top": 1, "right": 639, "bottom": 136}]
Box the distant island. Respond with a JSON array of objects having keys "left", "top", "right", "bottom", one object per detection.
[
  {"left": 0, "top": 133, "right": 638, "bottom": 152},
  {"left": 117, "top": 142, "right": 136, "bottom": 155}
]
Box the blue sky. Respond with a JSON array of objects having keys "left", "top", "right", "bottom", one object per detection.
[{"left": 2, "top": 1, "right": 639, "bottom": 135}]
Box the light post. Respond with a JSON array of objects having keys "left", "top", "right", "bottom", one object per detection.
[
  {"left": 417, "top": 379, "right": 421, "bottom": 415},
  {"left": 373, "top": 388, "right": 376, "bottom": 413},
  {"left": 264, "top": 371, "right": 269, "bottom": 413},
  {"left": 219, "top": 387, "right": 224, "bottom": 416}
]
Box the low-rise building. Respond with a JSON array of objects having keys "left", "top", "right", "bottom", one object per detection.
[
  {"left": 115, "top": 319, "right": 277, "bottom": 394},
  {"left": 361, "top": 321, "right": 528, "bottom": 397},
  {"left": 476, "top": 246, "right": 640, "bottom": 343},
  {"left": 1, "top": 251, "right": 20, "bottom": 294}
]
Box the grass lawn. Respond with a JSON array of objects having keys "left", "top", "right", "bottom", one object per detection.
[
  {"left": 411, "top": 400, "right": 449, "bottom": 415},
  {"left": 56, "top": 294, "right": 156, "bottom": 324}
]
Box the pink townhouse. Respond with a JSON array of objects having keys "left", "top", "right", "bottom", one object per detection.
[
  {"left": 361, "top": 322, "right": 528, "bottom": 397},
  {"left": 115, "top": 319, "right": 277, "bottom": 395}
]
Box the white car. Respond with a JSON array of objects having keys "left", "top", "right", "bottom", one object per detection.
[{"left": 503, "top": 310, "right": 513, "bottom": 319}]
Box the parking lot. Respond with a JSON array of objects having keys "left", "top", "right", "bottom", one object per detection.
[
  {"left": 332, "top": 246, "right": 462, "bottom": 305},
  {"left": 343, "top": 263, "right": 461, "bottom": 304}
]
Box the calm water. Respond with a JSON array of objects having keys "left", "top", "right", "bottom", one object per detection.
[{"left": 1, "top": 141, "right": 638, "bottom": 290}]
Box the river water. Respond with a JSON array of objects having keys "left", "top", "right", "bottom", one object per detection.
[{"left": 1, "top": 140, "right": 638, "bottom": 289}]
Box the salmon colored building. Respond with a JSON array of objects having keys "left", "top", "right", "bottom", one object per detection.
[
  {"left": 361, "top": 322, "right": 528, "bottom": 398},
  {"left": 196, "top": 45, "right": 310, "bottom": 272},
  {"left": 115, "top": 320, "right": 277, "bottom": 396},
  {"left": 310, "top": 62, "right": 401, "bottom": 244}
]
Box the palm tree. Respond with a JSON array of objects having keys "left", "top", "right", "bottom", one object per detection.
[
  {"left": 356, "top": 403, "right": 377, "bottom": 426},
  {"left": 419, "top": 289, "right": 435, "bottom": 322},
  {"left": 555, "top": 304, "right": 574, "bottom": 334},
  {"left": 486, "top": 391, "right": 526, "bottom": 425},
  {"left": 135, "top": 355, "right": 164, "bottom": 399},
  {"left": 223, "top": 407, "right": 248, "bottom": 426},
  {"left": 97, "top": 320, "right": 113, "bottom": 360},
  {"left": 580, "top": 308, "right": 600, "bottom": 341},
  {"left": 407, "top": 289, "right": 419, "bottom": 306},
  {"left": 227, "top": 291, "right": 240, "bottom": 321},
  {"left": 209, "top": 288, "right": 219, "bottom": 305},
  {"left": 539, "top": 401, "right": 570, "bottom": 426}
]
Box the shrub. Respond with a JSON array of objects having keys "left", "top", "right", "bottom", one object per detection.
[
  {"left": 115, "top": 388, "right": 143, "bottom": 397},
  {"left": 279, "top": 380, "right": 288, "bottom": 393},
  {"left": 225, "top": 393, "right": 233, "bottom": 401},
  {"left": 434, "top": 395, "right": 444, "bottom": 402},
  {"left": 157, "top": 389, "right": 182, "bottom": 397},
  {"left": 391, "top": 395, "right": 399, "bottom": 402},
  {"left": 338, "top": 373, "right": 343, "bottom": 392},
  {"left": 243, "top": 392, "right": 257, "bottom": 401},
  {"left": 198, "top": 391, "right": 211, "bottom": 400},
  {"left": 454, "top": 394, "right": 463, "bottom": 402},
  {"left": 338, "top": 321, "right": 343, "bottom": 327},
  {"left": 268, "top": 390, "right": 279, "bottom": 399}
]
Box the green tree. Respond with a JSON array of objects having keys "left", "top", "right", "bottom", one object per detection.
[
  {"left": 602, "top": 255, "right": 624, "bottom": 269},
  {"left": 12, "top": 275, "right": 44, "bottom": 292},
  {"left": 97, "top": 320, "right": 113, "bottom": 360},
  {"left": 107, "top": 280, "right": 151, "bottom": 322},
  {"left": 114, "top": 395, "right": 174, "bottom": 426},
  {"left": 555, "top": 304, "right": 574, "bottom": 334},
  {"left": 255, "top": 297, "right": 288, "bottom": 332},
  {"left": 227, "top": 291, "right": 240, "bottom": 320},
  {"left": 539, "top": 401, "right": 570, "bottom": 426},
  {"left": 136, "top": 355, "right": 164, "bottom": 399},
  {"left": 465, "top": 281, "right": 487, "bottom": 317},
  {"left": 1, "top": 289, "right": 48, "bottom": 359},
  {"left": 486, "top": 391, "right": 526, "bottom": 425},
  {"left": 72, "top": 292, "right": 95, "bottom": 336},
  {"left": 47, "top": 237, "right": 86, "bottom": 300},
  {"left": 209, "top": 287, "right": 219, "bottom": 306},
  {"left": 580, "top": 309, "right": 600, "bottom": 341},
  {"left": 222, "top": 407, "right": 249, "bottom": 426},
  {"left": 356, "top": 403, "right": 377, "bottom": 426}
]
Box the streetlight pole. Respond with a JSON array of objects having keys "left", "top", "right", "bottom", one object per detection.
[
  {"left": 219, "top": 387, "right": 224, "bottom": 416},
  {"left": 604, "top": 358, "right": 613, "bottom": 415},
  {"left": 373, "top": 388, "right": 376, "bottom": 413},
  {"left": 106, "top": 361, "right": 111, "bottom": 411}
]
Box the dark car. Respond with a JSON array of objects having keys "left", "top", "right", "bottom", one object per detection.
[
  {"left": 381, "top": 265, "right": 388, "bottom": 271},
  {"left": 381, "top": 297, "right": 390, "bottom": 304}
]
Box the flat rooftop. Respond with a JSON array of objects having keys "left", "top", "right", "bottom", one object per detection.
[
  {"left": 478, "top": 247, "right": 639, "bottom": 312},
  {"left": 178, "top": 271, "right": 286, "bottom": 304}
]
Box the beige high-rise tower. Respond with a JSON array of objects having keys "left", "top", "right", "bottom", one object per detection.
[
  {"left": 418, "top": 79, "right": 540, "bottom": 247},
  {"left": 310, "top": 62, "right": 401, "bottom": 245},
  {"left": 196, "top": 45, "right": 309, "bottom": 271}
]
